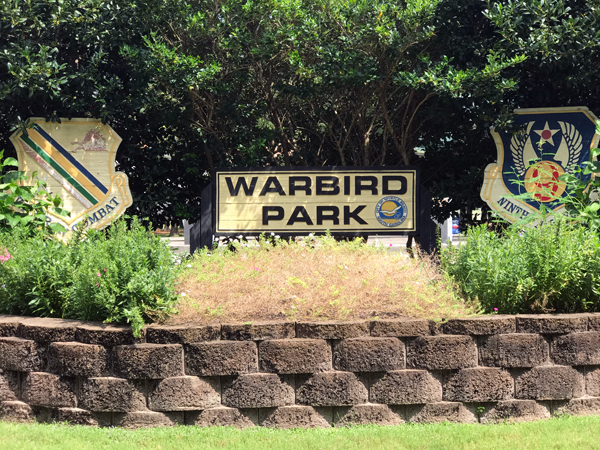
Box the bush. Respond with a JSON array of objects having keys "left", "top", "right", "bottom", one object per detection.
[
  {"left": 0, "top": 218, "right": 179, "bottom": 336},
  {"left": 440, "top": 218, "right": 600, "bottom": 314},
  {"left": 0, "top": 151, "right": 69, "bottom": 236}
]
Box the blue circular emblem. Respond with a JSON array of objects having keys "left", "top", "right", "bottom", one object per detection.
[{"left": 375, "top": 196, "right": 408, "bottom": 227}]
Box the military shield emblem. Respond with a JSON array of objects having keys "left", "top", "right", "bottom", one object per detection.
[
  {"left": 481, "top": 107, "right": 600, "bottom": 222},
  {"left": 9, "top": 118, "right": 133, "bottom": 232}
]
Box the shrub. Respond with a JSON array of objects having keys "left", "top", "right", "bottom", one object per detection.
[
  {"left": 0, "top": 151, "right": 69, "bottom": 236},
  {"left": 0, "top": 217, "right": 178, "bottom": 336},
  {"left": 440, "top": 218, "right": 600, "bottom": 314}
]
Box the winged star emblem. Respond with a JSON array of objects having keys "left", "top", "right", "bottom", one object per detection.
[{"left": 481, "top": 107, "right": 599, "bottom": 223}]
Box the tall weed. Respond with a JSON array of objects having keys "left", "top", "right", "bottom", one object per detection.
[
  {"left": 441, "top": 218, "right": 600, "bottom": 314},
  {"left": 173, "top": 233, "right": 476, "bottom": 323},
  {"left": 0, "top": 218, "right": 178, "bottom": 335}
]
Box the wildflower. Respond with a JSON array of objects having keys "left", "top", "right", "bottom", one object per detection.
[
  {"left": 0, "top": 248, "right": 12, "bottom": 263},
  {"left": 308, "top": 233, "right": 314, "bottom": 237},
  {"left": 181, "top": 292, "right": 187, "bottom": 297},
  {"left": 96, "top": 282, "right": 99, "bottom": 287},
  {"left": 103, "top": 268, "right": 107, "bottom": 272},
  {"left": 275, "top": 235, "right": 280, "bottom": 239},
  {"left": 494, "top": 307, "right": 498, "bottom": 312},
  {"left": 389, "top": 244, "right": 392, "bottom": 247},
  {"left": 96, "top": 272, "right": 101, "bottom": 277},
  {"left": 186, "top": 264, "right": 192, "bottom": 268},
  {"left": 254, "top": 267, "right": 259, "bottom": 271},
  {"left": 1, "top": 285, "right": 4, "bottom": 288}
]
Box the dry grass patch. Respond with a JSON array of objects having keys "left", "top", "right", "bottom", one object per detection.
[{"left": 169, "top": 235, "right": 478, "bottom": 324}]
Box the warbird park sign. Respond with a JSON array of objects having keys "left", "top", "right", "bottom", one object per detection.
[
  {"left": 191, "top": 166, "right": 439, "bottom": 253},
  {"left": 10, "top": 118, "right": 133, "bottom": 232},
  {"left": 215, "top": 167, "right": 418, "bottom": 234},
  {"left": 481, "top": 107, "right": 600, "bottom": 222}
]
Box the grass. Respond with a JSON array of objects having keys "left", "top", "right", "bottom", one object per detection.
[
  {"left": 171, "top": 234, "right": 477, "bottom": 324},
  {"left": 1, "top": 416, "right": 600, "bottom": 449}
]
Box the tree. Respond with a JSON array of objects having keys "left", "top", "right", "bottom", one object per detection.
[
  {"left": 128, "top": 0, "right": 523, "bottom": 169},
  {"left": 11, "top": 0, "right": 591, "bottom": 227},
  {"left": 421, "top": 0, "right": 600, "bottom": 223},
  {"left": 0, "top": 0, "right": 208, "bottom": 226}
]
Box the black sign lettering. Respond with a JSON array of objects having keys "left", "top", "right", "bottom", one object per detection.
[
  {"left": 382, "top": 176, "right": 407, "bottom": 195},
  {"left": 226, "top": 176, "right": 258, "bottom": 196},
  {"left": 289, "top": 176, "right": 312, "bottom": 195},
  {"left": 344, "top": 205, "right": 367, "bottom": 225},
  {"left": 316, "top": 176, "right": 340, "bottom": 195},
  {"left": 344, "top": 176, "right": 350, "bottom": 195},
  {"left": 316, "top": 206, "right": 340, "bottom": 225},
  {"left": 262, "top": 206, "right": 285, "bottom": 225},
  {"left": 287, "top": 206, "right": 314, "bottom": 225},
  {"left": 259, "top": 177, "right": 286, "bottom": 196},
  {"left": 355, "top": 176, "right": 378, "bottom": 195}
]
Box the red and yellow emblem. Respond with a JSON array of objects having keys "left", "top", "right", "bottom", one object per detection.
[{"left": 524, "top": 161, "right": 567, "bottom": 202}]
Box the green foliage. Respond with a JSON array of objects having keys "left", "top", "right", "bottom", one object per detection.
[
  {"left": 0, "top": 0, "right": 530, "bottom": 227},
  {"left": 1, "top": 0, "right": 599, "bottom": 227},
  {"left": 0, "top": 151, "right": 68, "bottom": 236},
  {"left": 126, "top": 0, "right": 525, "bottom": 168},
  {"left": 441, "top": 218, "right": 600, "bottom": 314},
  {"left": 0, "top": 217, "right": 178, "bottom": 336},
  {"left": 429, "top": 0, "right": 600, "bottom": 223}
]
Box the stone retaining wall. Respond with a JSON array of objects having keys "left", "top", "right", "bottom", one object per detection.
[{"left": 2, "top": 313, "right": 600, "bottom": 428}]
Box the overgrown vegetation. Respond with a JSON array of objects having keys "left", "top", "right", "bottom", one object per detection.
[
  {"left": 0, "top": 218, "right": 179, "bottom": 336},
  {"left": 440, "top": 217, "right": 600, "bottom": 315},
  {"left": 172, "top": 234, "right": 476, "bottom": 324},
  {"left": 5, "top": 0, "right": 600, "bottom": 225},
  {"left": 0, "top": 151, "right": 68, "bottom": 236}
]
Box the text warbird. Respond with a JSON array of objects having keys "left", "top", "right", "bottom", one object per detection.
[{"left": 214, "top": 167, "right": 418, "bottom": 235}]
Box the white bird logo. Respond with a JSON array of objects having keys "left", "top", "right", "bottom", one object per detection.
[{"left": 380, "top": 204, "right": 403, "bottom": 216}]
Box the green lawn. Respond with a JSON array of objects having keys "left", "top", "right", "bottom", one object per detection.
[{"left": 1, "top": 415, "right": 600, "bottom": 450}]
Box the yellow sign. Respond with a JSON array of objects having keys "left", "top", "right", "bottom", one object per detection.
[
  {"left": 215, "top": 168, "right": 418, "bottom": 234},
  {"left": 10, "top": 118, "right": 133, "bottom": 232}
]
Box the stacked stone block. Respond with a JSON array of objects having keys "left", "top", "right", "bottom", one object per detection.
[{"left": 1, "top": 314, "right": 600, "bottom": 428}]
